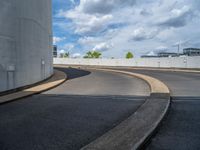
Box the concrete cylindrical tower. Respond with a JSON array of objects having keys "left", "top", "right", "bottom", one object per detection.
[{"left": 0, "top": 0, "right": 53, "bottom": 92}]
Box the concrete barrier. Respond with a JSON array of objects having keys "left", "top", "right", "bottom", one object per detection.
[{"left": 54, "top": 56, "right": 200, "bottom": 69}]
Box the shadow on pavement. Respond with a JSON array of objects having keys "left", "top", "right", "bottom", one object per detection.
[{"left": 55, "top": 67, "right": 91, "bottom": 80}]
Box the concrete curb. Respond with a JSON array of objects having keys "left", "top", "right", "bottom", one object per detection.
[
  {"left": 0, "top": 69, "right": 67, "bottom": 104},
  {"left": 97, "top": 69, "right": 170, "bottom": 94},
  {"left": 81, "top": 68, "right": 170, "bottom": 150},
  {"left": 125, "top": 67, "right": 200, "bottom": 74}
]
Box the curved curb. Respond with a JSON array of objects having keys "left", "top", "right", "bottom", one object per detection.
[
  {"left": 129, "top": 67, "right": 200, "bottom": 73},
  {"left": 0, "top": 69, "right": 67, "bottom": 104},
  {"left": 81, "top": 68, "right": 170, "bottom": 150},
  {"left": 97, "top": 69, "right": 170, "bottom": 94}
]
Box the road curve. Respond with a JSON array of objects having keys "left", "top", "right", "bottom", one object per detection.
[
  {"left": 116, "top": 68, "right": 200, "bottom": 150},
  {"left": 0, "top": 67, "right": 149, "bottom": 150},
  {"left": 47, "top": 67, "right": 150, "bottom": 96},
  {"left": 118, "top": 69, "right": 200, "bottom": 97}
]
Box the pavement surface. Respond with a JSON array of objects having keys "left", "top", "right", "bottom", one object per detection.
[
  {"left": 47, "top": 68, "right": 150, "bottom": 96},
  {"left": 0, "top": 70, "right": 66, "bottom": 104},
  {"left": 117, "top": 68, "right": 200, "bottom": 150},
  {"left": 0, "top": 67, "right": 149, "bottom": 150}
]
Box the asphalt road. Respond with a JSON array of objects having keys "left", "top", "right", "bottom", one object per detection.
[
  {"left": 0, "top": 67, "right": 149, "bottom": 150},
  {"left": 46, "top": 68, "right": 150, "bottom": 96},
  {"left": 118, "top": 68, "right": 200, "bottom": 150}
]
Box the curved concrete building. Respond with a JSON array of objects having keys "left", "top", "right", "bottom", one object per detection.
[{"left": 0, "top": 0, "right": 53, "bottom": 92}]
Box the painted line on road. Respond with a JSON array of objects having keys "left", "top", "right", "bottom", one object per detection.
[
  {"left": 0, "top": 69, "right": 67, "bottom": 104},
  {"left": 81, "top": 68, "right": 170, "bottom": 150}
]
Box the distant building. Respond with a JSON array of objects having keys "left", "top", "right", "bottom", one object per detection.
[
  {"left": 183, "top": 48, "right": 200, "bottom": 56},
  {"left": 141, "top": 52, "right": 179, "bottom": 58},
  {"left": 141, "top": 51, "right": 157, "bottom": 58},
  {"left": 53, "top": 45, "right": 58, "bottom": 58},
  {"left": 157, "top": 52, "right": 179, "bottom": 57},
  {"left": 141, "top": 55, "right": 158, "bottom": 58}
]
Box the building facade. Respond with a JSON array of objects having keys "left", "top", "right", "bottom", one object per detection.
[
  {"left": 183, "top": 48, "right": 200, "bottom": 56},
  {"left": 157, "top": 52, "right": 179, "bottom": 57},
  {"left": 53, "top": 45, "right": 58, "bottom": 58},
  {"left": 0, "top": 0, "right": 53, "bottom": 92},
  {"left": 141, "top": 52, "right": 179, "bottom": 58}
]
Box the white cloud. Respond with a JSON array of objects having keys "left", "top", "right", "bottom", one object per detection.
[
  {"left": 131, "top": 27, "right": 159, "bottom": 41},
  {"left": 57, "top": 8, "right": 113, "bottom": 35},
  {"left": 54, "top": 0, "right": 200, "bottom": 57},
  {"left": 53, "top": 36, "right": 66, "bottom": 44},
  {"left": 93, "top": 42, "right": 113, "bottom": 52},
  {"left": 63, "top": 43, "right": 74, "bottom": 51},
  {"left": 72, "top": 53, "right": 81, "bottom": 58},
  {"left": 158, "top": 5, "right": 193, "bottom": 27},
  {"left": 156, "top": 46, "right": 168, "bottom": 51},
  {"left": 146, "top": 51, "right": 157, "bottom": 56},
  {"left": 59, "top": 49, "right": 66, "bottom": 54},
  {"left": 78, "top": 36, "right": 97, "bottom": 45},
  {"left": 78, "top": 0, "right": 137, "bottom": 14},
  {"left": 172, "top": 40, "right": 189, "bottom": 47},
  {"left": 57, "top": 44, "right": 75, "bottom": 54},
  {"left": 70, "top": 0, "right": 75, "bottom": 4}
]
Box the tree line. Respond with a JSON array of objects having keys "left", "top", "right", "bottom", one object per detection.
[{"left": 59, "top": 51, "right": 134, "bottom": 59}]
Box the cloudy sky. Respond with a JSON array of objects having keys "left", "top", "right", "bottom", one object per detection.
[{"left": 53, "top": 0, "right": 200, "bottom": 58}]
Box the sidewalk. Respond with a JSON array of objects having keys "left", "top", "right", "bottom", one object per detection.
[{"left": 0, "top": 69, "right": 67, "bottom": 104}]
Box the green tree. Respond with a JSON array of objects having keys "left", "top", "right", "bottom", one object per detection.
[
  {"left": 84, "top": 51, "right": 102, "bottom": 58},
  {"left": 84, "top": 51, "right": 93, "bottom": 58},
  {"left": 60, "top": 51, "right": 70, "bottom": 58},
  {"left": 126, "top": 52, "right": 134, "bottom": 59},
  {"left": 63, "top": 52, "right": 70, "bottom": 58},
  {"left": 92, "top": 51, "right": 102, "bottom": 58}
]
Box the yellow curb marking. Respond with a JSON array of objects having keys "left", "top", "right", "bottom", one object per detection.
[
  {"left": 0, "top": 70, "right": 67, "bottom": 104},
  {"left": 95, "top": 69, "right": 170, "bottom": 94}
]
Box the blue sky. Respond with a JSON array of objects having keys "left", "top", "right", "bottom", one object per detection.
[{"left": 52, "top": 0, "right": 200, "bottom": 58}]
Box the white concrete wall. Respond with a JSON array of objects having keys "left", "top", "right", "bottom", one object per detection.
[
  {"left": 0, "top": 0, "right": 53, "bottom": 92},
  {"left": 54, "top": 56, "right": 200, "bottom": 69}
]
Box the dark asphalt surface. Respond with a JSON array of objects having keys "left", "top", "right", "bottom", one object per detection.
[
  {"left": 123, "top": 69, "right": 200, "bottom": 97},
  {"left": 118, "top": 68, "right": 200, "bottom": 150},
  {"left": 47, "top": 68, "right": 150, "bottom": 96},
  {"left": 0, "top": 68, "right": 149, "bottom": 150}
]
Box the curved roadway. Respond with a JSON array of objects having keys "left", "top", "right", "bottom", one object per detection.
[
  {"left": 1, "top": 67, "right": 199, "bottom": 150},
  {"left": 116, "top": 68, "right": 200, "bottom": 150},
  {"left": 0, "top": 67, "right": 149, "bottom": 150}
]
